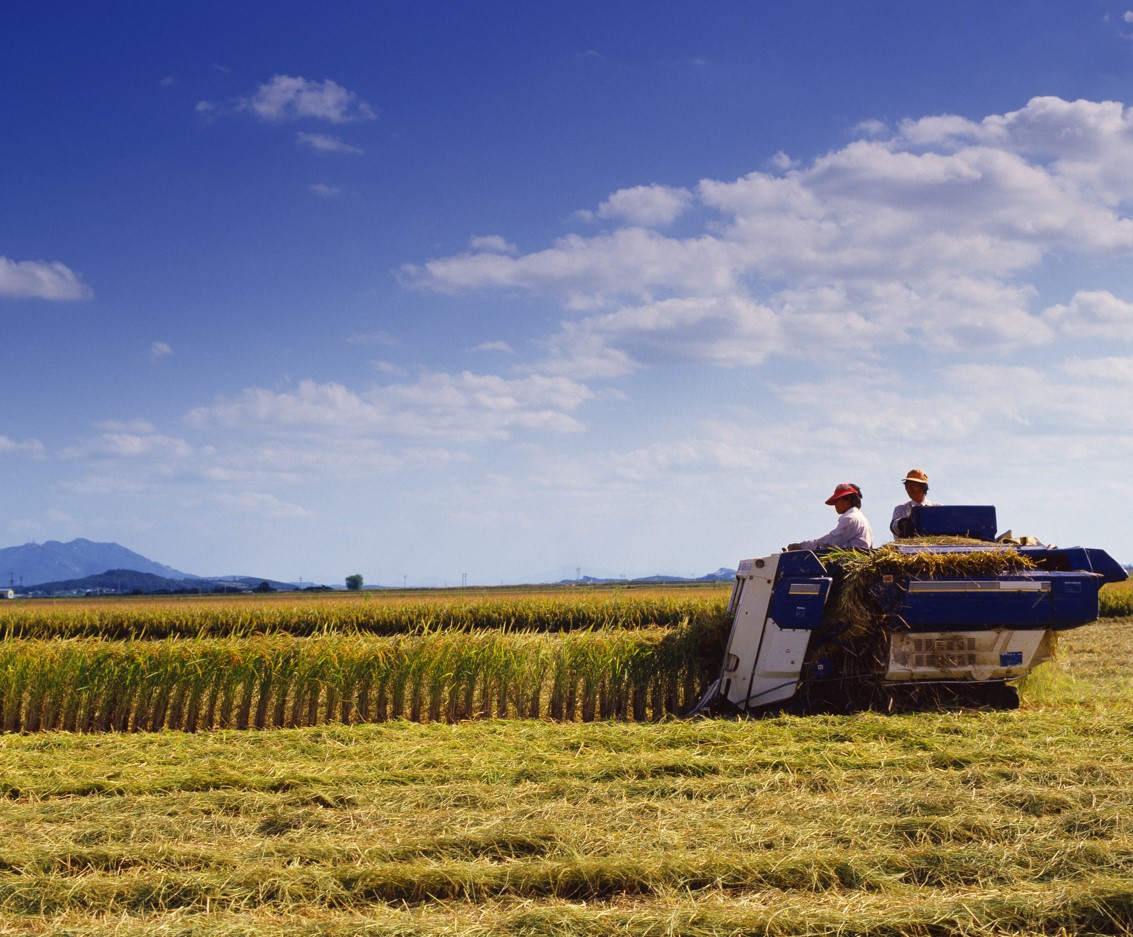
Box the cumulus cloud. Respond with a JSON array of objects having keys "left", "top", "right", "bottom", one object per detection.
[
  {"left": 767, "top": 357, "right": 1133, "bottom": 451},
  {"left": 185, "top": 371, "right": 596, "bottom": 442},
  {"left": 402, "top": 96, "right": 1133, "bottom": 365},
  {"left": 542, "top": 296, "right": 784, "bottom": 378},
  {"left": 1060, "top": 355, "right": 1133, "bottom": 382},
  {"left": 577, "top": 184, "right": 693, "bottom": 226},
  {"left": 239, "top": 75, "right": 375, "bottom": 123},
  {"left": 1043, "top": 290, "right": 1133, "bottom": 338},
  {"left": 0, "top": 257, "right": 91, "bottom": 300},
  {"left": 402, "top": 227, "right": 741, "bottom": 298}
]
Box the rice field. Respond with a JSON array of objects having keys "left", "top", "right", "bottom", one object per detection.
[
  {"left": 0, "top": 587, "right": 730, "bottom": 733},
  {"left": 0, "top": 575, "right": 1128, "bottom": 735},
  {"left": 0, "top": 618, "right": 1128, "bottom": 935},
  {"left": 0, "top": 585, "right": 1129, "bottom": 933},
  {"left": 0, "top": 586, "right": 728, "bottom": 640}
]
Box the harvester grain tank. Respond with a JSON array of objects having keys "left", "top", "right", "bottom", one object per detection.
[{"left": 709, "top": 505, "right": 1127, "bottom": 713}]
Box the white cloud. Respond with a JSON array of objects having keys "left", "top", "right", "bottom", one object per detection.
[
  {"left": 370, "top": 359, "right": 407, "bottom": 376},
  {"left": 1043, "top": 290, "right": 1133, "bottom": 338},
  {"left": 469, "top": 235, "right": 517, "bottom": 254},
  {"left": 939, "top": 362, "right": 1133, "bottom": 431},
  {"left": 212, "top": 491, "right": 312, "bottom": 519},
  {"left": 297, "top": 132, "right": 363, "bottom": 154},
  {"left": 401, "top": 96, "right": 1133, "bottom": 364},
  {"left": 310, "top": 183, "right": 341, "bottom": 197},
  {"left": 239, "top": 75, "right": 375, "bottom": 123},
  {"left": 472, "top": 340, "right": 514, "bottom": 353},
  {"left": 402, "top": 227, "right": 741, "bottom": 298},
  {"left": 0, "top": 435, "right": 45, "bottom": 458},
  {"left": 542, "top": 295, "right": 784, "bottom": 378},
  {"left": 578, "top": 184, "right": 693, "bottom": 227},
  {"left": 0, "top": 257, "right": 91, "bottom": 301},
  {"left": 185, "top": 372, "right": 596, "bottom": 442},
  {"left": 611, "top": 421, "right": 775, "bottom": 482},
  {"left": 149, "top": 341, "right": 173, "bottom": 363},
  {"left": 1060, "top": 355, "right": 1133, "bottom": 382},
  {"left": 60, "top": 432, "right": 194, "bottom": 461}
]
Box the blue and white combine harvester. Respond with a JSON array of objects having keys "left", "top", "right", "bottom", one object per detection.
[{"left": 710, "top": 505, "right": 1127, "bottom": 714}]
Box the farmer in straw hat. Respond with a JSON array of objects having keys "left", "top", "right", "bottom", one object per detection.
[
  {"left": 890, "top": 468, "right": 939, "bottom": 538},
  {"left": 787, "top": 483, "right": 874, "bottom": 551}
]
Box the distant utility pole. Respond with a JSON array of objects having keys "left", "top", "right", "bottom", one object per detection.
[
  {"left": 576, "top": 567, "right": 581, "bottom": 582},
  {"left": 462, "top": 572, "right": 467, "bottom": 588}
]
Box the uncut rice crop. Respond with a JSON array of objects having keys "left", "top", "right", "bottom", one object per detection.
[
  {"left": 0, "top": 588, "right": 730, "bottom": 640},
  {"left": 1100, "top": 579, "right": 1133, "bottom": 618},
  {"left": 0, "top": 625, "right": 715, "bottom": 733}
]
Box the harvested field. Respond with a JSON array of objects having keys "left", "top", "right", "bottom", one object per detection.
[{"left": 0, "top": 618, "right": 1128, "bottom": 935}]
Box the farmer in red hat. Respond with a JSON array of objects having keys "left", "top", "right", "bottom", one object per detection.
[
  {"left": 889, "top": 468, "right": 938, "bottom": 537},
  {"left": 788, "top": 483, "right": 874, "bottom": 551}
]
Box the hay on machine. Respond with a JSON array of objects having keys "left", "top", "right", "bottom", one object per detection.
[
  {"left": 797, "top": 539, "right": 1043, "bottom": 712},
  {"left": 822, "top": 539, "right": 1039, "bottom": 639}
]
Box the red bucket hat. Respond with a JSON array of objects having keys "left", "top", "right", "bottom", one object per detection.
[{"left": 824, "top": 483, "right": 860, "bottom": 505}]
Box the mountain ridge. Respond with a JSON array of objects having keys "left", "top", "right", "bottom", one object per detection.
[
  {"left": 0, "top": 538, "right": 732, "bottom": 594},
  {"left": 0, "top": 538, "right": 193, "bottom": 588}
]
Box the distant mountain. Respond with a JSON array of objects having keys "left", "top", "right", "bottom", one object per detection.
[
  {"left": 700, "top": 568, "right": 737, "bottom": 582},
  {"left": 28, "top": 569, "right": 306, "bottom": 596},
  {"left": 0, "top": 538, "right": 194, "bottom": 588},
  {"left": 558, "top": 568, "right": 737, "bottom": 585}
]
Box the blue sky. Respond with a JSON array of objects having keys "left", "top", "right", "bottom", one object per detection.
[{"left": 4, "top": 2, "right": 1133, "bottom": 586}]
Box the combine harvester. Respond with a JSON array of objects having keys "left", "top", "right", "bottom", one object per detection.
[{"left": 704, "top": 505, "right": 1127, "bottom": 714}]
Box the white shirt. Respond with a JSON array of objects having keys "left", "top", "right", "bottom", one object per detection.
[
  {"left": 890, "top": 498, "right": 939, "bottom": 536},
  {"left": 798, "top": 506, "right": 874, "bottom": 551}
]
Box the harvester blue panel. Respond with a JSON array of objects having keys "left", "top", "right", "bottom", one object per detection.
[
  {"left": 769, "top": 576, "right": 832, "bottom": 630},
  {"left": 776, "top": 551, "right": 829, "bottom": 577},
  {"left": 911, "top": 505, "right": 997, "bottom": 541},
  {"left": 1022, "top": 546, "right": 1129, "bottom": 585},
  {"left": 884, "top": 571, "right": 1099, "bottom": 631}
]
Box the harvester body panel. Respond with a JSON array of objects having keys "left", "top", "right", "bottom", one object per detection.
[
  {"left": 873, "top": 571, "right": 1102, "bottom": 631},
  {"left": 885, "top": 629, "right": 1052, "bottom": 682},
  {"left": 720, "top": 554, "right": 828, "bottom": 710}
]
